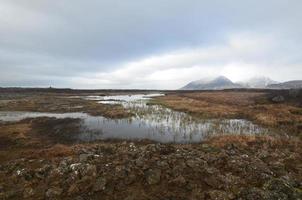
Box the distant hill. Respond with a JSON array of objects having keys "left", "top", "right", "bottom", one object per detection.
[
  {"left": 238, "top": 76, "right": 278, "bottom": 88},
  {"left": 181, "top": 76, "right": 242, "bottom": 90},
  {"left": 267, "top": 80, "right": 302, "bottom": 89}
]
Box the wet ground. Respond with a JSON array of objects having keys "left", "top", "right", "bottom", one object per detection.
[
  {"left": 0, "top": 89, "right": 301, "bottom": 200},
  {"left": 0, "top": 93, "right": 270, "bottom": 143}
]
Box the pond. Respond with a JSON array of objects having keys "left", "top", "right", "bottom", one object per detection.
[{"left": 0, "top": 94, "right": 269, "bottom": 143}]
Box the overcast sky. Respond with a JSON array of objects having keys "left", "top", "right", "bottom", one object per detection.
[{"left": 0, "top": 0, "right": 301, "bottom": 89}]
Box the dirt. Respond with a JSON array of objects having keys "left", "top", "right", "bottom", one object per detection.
[{"left": 0, "top": 89, "right": 301, "bottom": 199}]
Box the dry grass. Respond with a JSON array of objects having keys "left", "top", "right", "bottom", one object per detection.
[
  {"left": 0, "top": 123, "right": 31, "bottom": 149},
  {"left": 207, "top": 134, "right": 302, "bottom": 150},
  {"left": 28, "top": 144, "right": 74, "bottom": 158},
  {"left": 0, "top": 93, "right": 132, "bottom": 118},
  {"left": 156, "top": 91, "right": 302, "bottom": 134}
]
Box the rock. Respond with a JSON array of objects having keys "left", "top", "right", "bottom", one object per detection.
[
  {"left": 15, "top": 168, "right": 33, "bottom": 181},
  {"left": 272, "top": 95, "right": 285, "bottom": 103},
  {"left": 206, "top": 190, "right": 230, "bottom": 200},
  {"left": 23, "top": 187, "right": 34, "bottom": 198},
  {"left": 237, "top": 187, "right": 269, "bottom": 200},
  {"left": 145, "top": 169, "right": 161, "bottom": 185},
  {"left": 68, "top": 184, "right": 80, "bottom": 196},
  {"left": 201, "top": 144, "right": 219, "bottom": 153},
  {"left": 93, "top": 177, "right": 107, "bottom": 192},
  {"left": 186, "top": 159, "right": 198, "bottom": 168},
  {"left": 204, "top": 176, "right": 221, "bottom": 189},
  {"left": 48, "top": 167, "right": 64, "bottom": 180},
  {"left": 81, "top": 164, "right": 97, "bottom": 177},
  {"left": 289, "top": 89, "right": 300, "bottom": 98},
  {"left": 45, "top": 187, "right": 63, "bottom": 198},
  {"left": 124, "top": 194, "right": 136, "bottom": 200},
  {"left": 70, "top": 163, "right": 82, "bottom": 174},
  {"left": 135, "top": 157, "right": 145, "bottom": 167},
  {"left": 4, "top": 190, "right": 20, "bottom": 199},
  {"left": 79, "top": 153, "right": 93, "bottom": 162},
  {"left": 124, "top": 173, "right": 136, "bottom": 185},
  {"left": 171, "top": 163, "right": 187, "bottom": 177},
  {"left": 156, "top": 160, "right": 169, "bottom": 168},
  {"left": 76, "top": 176, "right": 93, "bottom": 192},
  {"left": 169, "top": 175, "right": 186, "bottom": 186},
  {"left": 263, "top": 178, "right": 302, "bottom": 199}
]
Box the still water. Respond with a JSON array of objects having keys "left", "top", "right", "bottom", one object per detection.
[{"left": 0, "top": 94, "right": 269, "bottom": 143}]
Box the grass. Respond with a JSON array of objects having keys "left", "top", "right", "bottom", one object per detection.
[
  {"left": 206, "top": 134, "right": 301, "bottom": 149},
  {"left": 0, "top": 93, "right": 132, "bottom": 118},
  {"left": 154, "top": 91, "right": 302, "bottom": 135}
]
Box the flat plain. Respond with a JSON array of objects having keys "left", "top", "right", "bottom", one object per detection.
[{"left": 0, "top": 88, "right": 301, "bottom": 199}]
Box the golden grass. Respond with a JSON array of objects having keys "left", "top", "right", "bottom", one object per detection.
[
  {"left": 30, "top": 144, "right": 74, "bottom": 158},
  {"left": 0, "top": 93, "right": 132, "bottom": 118},
  {"left": 156, "top": 91, "right": 302, "bottom": 134},
  {"left": 207, "top": 134, "right": 301, "bottom": 149}
]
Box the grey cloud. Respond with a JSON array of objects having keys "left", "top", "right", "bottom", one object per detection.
[{"left": 0, "top": 0, "right": 301, "bottom": 88}]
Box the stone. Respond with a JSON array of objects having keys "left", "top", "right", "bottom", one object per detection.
[
  {"left": 186, "top": 159, "right": 198, "bottom": 168},
  {"left": 263, "top": 178, "right": 302, "bottom": 199},
  {"left": 169, "top": 175, "right": 186, "bottom": 186},
  {"left": 204, "top": 176, "right": 221, "bottom": 188},
  {"left": 93, "top": 177, "right": 107, "bottom": 192},
  {"left": 79, "top": 153, "right": 92, "bottom": 162},
  {"left": 23, "top": 187, "right": 34, "bottom": 198},
  {"left": 272, "top": 95, "right": 285, "bottom": 103},
  {"left": 145, "top": 169, "right": 161, "bottom": 185},
  {"left": 237, "top": 187, "right": 269, "bottom": 200},
  {"left": 206, "top": 190, "right": 230, "bottom": 200},
  {"left": 68, "top": 184, "right": 80, "bottom": 196},
  {"left": 45, "top": 187, "right": 63, "bottom": 198},
  {"left": 81, "top": 164, "right": 97, "bottom": 177}
]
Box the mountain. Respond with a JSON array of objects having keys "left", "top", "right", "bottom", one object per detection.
[
  {"left": 181, "top": 76, "right": 242, "bottom": 90},
  {"left": 238, "top": 76, "right": 278, "bottom": 88},
  {"left": 267, "top": 80, "right": 302, "bottom": 89}
]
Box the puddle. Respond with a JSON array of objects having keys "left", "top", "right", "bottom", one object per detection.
[{"left": 0, "top": 94, "right": 270, "bottom": 143}]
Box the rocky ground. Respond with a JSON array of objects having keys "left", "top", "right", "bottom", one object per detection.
[
  {"left": 0, "top": 136, "right": 301, "bottom": 200},
  {"left": 0, "top": 89, "right": 301, "bottom": 199}
]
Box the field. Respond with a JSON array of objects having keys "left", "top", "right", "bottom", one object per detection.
[
  {"left": 0, "top": 88, "right": 301, "bottom": 199},
  {"left": 154, "top": 90, "right": 302, "bottom": 135}
]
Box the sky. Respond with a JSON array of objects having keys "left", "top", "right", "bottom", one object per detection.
[{"left": 0, "top": 0, "right": 301, "bottom": 89}]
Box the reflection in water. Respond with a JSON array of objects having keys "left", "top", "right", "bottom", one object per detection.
[{"left": 0, "top": 94, "right": 269, "bottom": 143}]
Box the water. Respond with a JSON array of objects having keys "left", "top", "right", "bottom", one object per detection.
[{"left": 0, "top": 94, "right": 269, "bottom": 143}]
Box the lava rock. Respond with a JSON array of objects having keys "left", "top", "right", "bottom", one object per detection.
[
  {"left": 93, "top": 177, "right": 107, "bottom": 192},
  {"left": 45, "top": 187, "right": 63, "bottom": 198},
  {"left": 145, "top": 169, "right": 161, "bottom": 185},
  {"left": 272, "top": 95, "right": 285, "bottom": 103}
]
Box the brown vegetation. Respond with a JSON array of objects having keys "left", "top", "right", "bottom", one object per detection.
[
  {"left": 0, "top": 89, "right": 301, "bottom": 199},
  {"left": 155, "top": 91, "right": 302, "bottom": 135},
  {"left": 0, "top": 93, "right": 132, "bottom": 118},
  {"left": 0, "top": 134, "right": 301, "bottom": 199}
]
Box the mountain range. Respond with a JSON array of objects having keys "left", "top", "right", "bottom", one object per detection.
[
  {"left": 181, "top": 76, "right": 241, "bottom": 90},
  {"left": 267, "top": 80, "right": 302, "bottom": 89},
  {"left": 180, "top": 76, "right": 302, "bottom": 90}
]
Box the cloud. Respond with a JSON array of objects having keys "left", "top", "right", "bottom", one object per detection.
[
  {"left": 67, "top": 32, "right": 301, "bottom": 89},
  {"left": 0, "top": 0, "right": 301, "bottom": 88}
]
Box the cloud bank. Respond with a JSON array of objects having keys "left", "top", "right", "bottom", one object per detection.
[{"left": 0, "top": 0, "right": 301, "bottom": 89}]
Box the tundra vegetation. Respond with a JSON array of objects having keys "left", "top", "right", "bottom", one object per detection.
[{"left": 0, "top": 88, "right": 301, "bottom": 199}]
